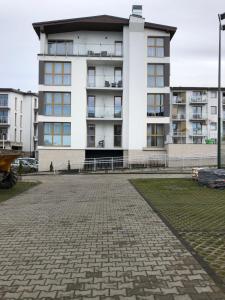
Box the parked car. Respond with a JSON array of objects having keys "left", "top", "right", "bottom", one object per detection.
[
  {"left": 11, "top": 158, "right": 38, "bottom": 173},
  {"left": 22, "top": 157, "right": 38, "bottom": 168}
]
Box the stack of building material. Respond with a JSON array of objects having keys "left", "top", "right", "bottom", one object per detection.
[{"left": 198, "top": 168, "right": 225, "bottom": 189}]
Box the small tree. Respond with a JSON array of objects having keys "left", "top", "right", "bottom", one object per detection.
[
  {"left": 18, "top": 160, "right": 23, "bottom": 176},
  {"left": 50, "top": 161, "right": 54, "bottom": 172},
  {"left": 67, "top": 160, "right": 71, "bottom": 172}
]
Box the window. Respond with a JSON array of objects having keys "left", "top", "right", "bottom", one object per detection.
[
  {"left": 44, "top": 92, "right": 71, "bottom": 116},
  {"left": 20, "top": 101, "right": 22, "bottom": 113},
  {"left": 87, "top": 96, "right": 95, "bottom": 117},
  {"left": 192, "top": 122, "right": 202, "bottom": 134},
  {"left": 114, "top": 124, "right": 122, "bottom": 147},
  {"left": 114, "top": 68, "right": 122, "bottom": 84},
  {"left": 20, "top": 116, "right": 22, "bottom": 128},
  {"left": 192, "top": 106, "right": 202, "bottom": 119},
  {"left": 0, "top": 128, "right": 7, "bottom": 140},
  {"left": 0, "top": 110, "right": 8, "bottom": 123},
  {"left": 87, "top": 67, "right": 96, "bottom": 87},
  {"left": 210, "top": 122, "right": 217, "bottom": 131},
  {"left": 211, "top": 91, "right": 217, "bottom": 98},
  {"left": 44, "top": 123, "right": 71, "bottom": 146},
  {"left": 87, "top": 124, "right": 95, "bottom": 147},
  {"left": 20, "top": 130, "right": 22, "bottom": 143},
  {"left": 211, "top": 106, "right": 217, "bottom": 115},
  {"left": 147, "top": 94, "right": 164, "bottom": 116},
  {"left": 0, "top": 94, "right": 8, "bottom": 107},
  {"left": 34, "top": 98, "right": 38, "bottom": 109},
  {"left": 15, "top": 97, "right": 17, "bottom": 110},
  {"left": 14, "top": 129, "right": 17, "bottom": 141},
  {"left": 14, "top": 113, "right": 17, "bottom": 126},
  {"left": 147, "top": 64, "right": 164, "bottom": 87},
  {"left": 147, "top": 37, "right": 164, "bottom": 57},
  {"left": 114, "top": 96, "right": 122, "bottom": 118},
  {"left": 48, "top": 40, "right": 73, "bottom": 55},
  {"left": 115, "top": 41, "right": 123, "bottom": 56},
  {"left": 147, "top": 124, "right": 164, "bottom": 147},
  {"left": 44, "top": 62, "right": 71, "bottom": 85}
]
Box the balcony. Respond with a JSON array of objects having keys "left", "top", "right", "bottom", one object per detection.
[
  {"left": 87, "top": 76, "right": 123, "bottom": 90},
  {"left": 172, "top": 113, "right": 186, "bottom": 120},
  {"left": 46, "top": 41, "right": 123, "bottom": 57},
  {"left": 189, "top": 129, "right": 208, "bottom": 136},
  {"left": 189, "top": 96, "right": 207, "bottom": 104},
  {"left": 189, "top": 113, "right": 207, "bottom": 121},
  {"left": 172, "top": 96, "right": 186, "bottom": 105},
  {"left": 87, "top": 106, "right": 122, "bottom": 119},
  {"left": 0, "top": 116, "right": 9, "bottom": 125}
]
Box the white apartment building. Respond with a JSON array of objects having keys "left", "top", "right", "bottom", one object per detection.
[
  {"left": 0, "top": 88, "right": 38, "bottom": 155},
  {"left": 33, "top": 6, "right": 177, "bottom": 171},
  {"left": 171, "top": 87, "right": 225, "bottom": 145}
]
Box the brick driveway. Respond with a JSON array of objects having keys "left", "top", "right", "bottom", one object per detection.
[{"left": 0, "top": 174, "right": 224, "bottom": 300}]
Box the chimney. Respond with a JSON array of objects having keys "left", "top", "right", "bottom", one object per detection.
[{"left": 132, "top": 5, "right": 142, "bottom": 17}]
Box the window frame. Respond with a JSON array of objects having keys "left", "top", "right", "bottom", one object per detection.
[
  {"left": 147, "top": 124, "right": 165, "bottom": 148},
  {"left": 44, "top": 92, "right": 71, "bottom": 117},
  {"left": 44, "top": 62, "right": 71, "bottom": 86},
  {"left": 147, "top": 94, "right": 164, "bottom": 117},
  {"left": 147, "top": 37, "right": 164, "bottom": 57},
  {"left": 48, "top": 40, "right": 73, "bottom": 55},
  {"left": 147, "top": 64, "right": 164, "bottom": 88},
  {"left": 43, "top": 122, "right": 71, "bottom": 147}
]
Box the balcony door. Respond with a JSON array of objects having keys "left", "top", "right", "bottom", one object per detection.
[
  {"left": 87, "top": 96, "right": 95, "bottom": 117},
  {"left": 114, "top": 68, "right": 122, "bottom": 84},
  {"left": 87, "top": 124, "right": 95, "bottom": 147},
  {"left": 87, "top": 67, "right": 96, "bottom": 87},
  {"left": 192, "top": 106, "right": 202, "bottom": 118}
]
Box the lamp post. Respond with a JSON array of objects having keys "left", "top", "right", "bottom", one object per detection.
[{"left": 217, "top": 13, "right": 225, "bottom": 169}]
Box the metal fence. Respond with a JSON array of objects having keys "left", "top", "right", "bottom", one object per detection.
[{"left": 54, "top": 154, "right": 218, "bottom": 173}]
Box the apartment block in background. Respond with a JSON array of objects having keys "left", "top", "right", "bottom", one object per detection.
[
  {"left": 0, "top": 88, "right": 38, "bottom": 155},
  {"left": 171, "top": 87, "right": 225, "bottom": 144},
  {"left": 33, "top": 6, "right": 176, "bottom": 171}
]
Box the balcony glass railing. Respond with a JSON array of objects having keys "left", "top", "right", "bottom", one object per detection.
[
  {"left": 190, "top": 96, "right": 207, "bottom": 104},
  {"left": 87, "top": 106, "right": 122, "bottom": 119},
  {"left": 189, "top": 129, "right": 207, "bottom": 136},
  {"left": 87, "top": 75, "right": 123, "bottom": 88},
  {"left": 0, "top": 116, "right": 8, "bottom": 124},
  {"left": 87, "top": 135, "right": 122, "bottom": 148},
  {"left": 172, "top": 97, "right": 186, "bottom": 104},
  {"left": 189, "top": 113, "right": 207, "bottom": 120},
  {"left": 172, "top": 113, "right": 186, "bottom": 120},
  {"left": 47, "top": 42, "right": 123, "bottom": 57}
]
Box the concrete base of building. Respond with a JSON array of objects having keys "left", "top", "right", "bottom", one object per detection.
[{"left": 38, "top": 149, "right": 85, "bottom": 171}]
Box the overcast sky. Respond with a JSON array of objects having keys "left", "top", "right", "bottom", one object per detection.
[{"left": 0, "top": 0, "right": 225, "bottom": 92}]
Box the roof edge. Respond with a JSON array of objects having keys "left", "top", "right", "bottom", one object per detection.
[{"left": 0, "top": 88, "right": 38, "bottom": 96}]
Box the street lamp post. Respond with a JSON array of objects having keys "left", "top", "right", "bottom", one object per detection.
[{"left": 218, "top": 13, "right": 225, "bottom": 169}]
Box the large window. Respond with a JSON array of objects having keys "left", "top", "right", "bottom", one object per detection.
[
  {"left": 147, "top": 124, "right": 164, "bottom": 147},
  {"left": 147, "top": 37, "right": 164, "bottom": 57},
  {"left": 0, "top": 94, "right": 8, "bottom": 107},
  {"left": 44, "top": 62, "right": 71, "bottom": 85},
  {"left": 147, "top": 94, "right": 164, "bottom": 116},
  {"left": 192, "top": 122, "right": 202, "bottom": 134},
  {"left": 87, "top": 96, "right": 95, "bottom": 117},
  {"left": 147, "top": 64, "right": 164, "bottom": 88},
  {"left": 0, "top": 110, "right": 8, "bottom": 123},
  {"left": 44, "top": 123, "right": 71, "bottom": 146},
  {"left": 114, "top": 124, "right": 122, "bottom": 147},
  {"left": 44, "top": 92, "right": 71, "bottom": 116},
  {"left": 48, "top": 40, "right": 73, "bottom": 55}
]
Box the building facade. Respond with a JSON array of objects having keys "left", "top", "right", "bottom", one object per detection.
[
  {"left": 33, "top": 6, "right": 176, "bottom": 171},
  {"left": 170, "top": 87, "right": 225, "bottom": 145},
  {"left": 0, "top": 88, "right": 38, "bottom": 155}
]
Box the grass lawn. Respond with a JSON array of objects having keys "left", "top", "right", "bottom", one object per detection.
[
  {"left": 132, "top": 178, "right": 225, "bottom": 286},
  {"left": 0, "top": 182, "right": 39, "bottom": 203}
]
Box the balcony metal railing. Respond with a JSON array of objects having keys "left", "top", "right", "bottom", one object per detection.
[
  {"left": 0, "top": 116, "right": 8, "bottom": 124},
  {"left": 172, "top": 97, "right": 186, "bottom": 104},
  {"left": 87, "top": 135, "right": 122, "bottom": 148},
  {"left": 46, "top": 42, "right": 123, "bottom": 57},
  {"left": 172, "top": 113, "right": 186, "bottom": 120},
  {"left": 87, "top": 106, "right": 122, "bottom": 119},
  {"left": 190, "top": 96, "right": 207, "bottom": 104},
  {"left": 87, "top": 75, "right": 123, "bottom": 88},
  {"left": 189, "top": 113, "right": 207, "bottom": 120}
]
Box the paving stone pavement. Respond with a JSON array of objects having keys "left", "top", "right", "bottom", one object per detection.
[{"left": 0, "top": 174, "right": 224, "bottom": 300}]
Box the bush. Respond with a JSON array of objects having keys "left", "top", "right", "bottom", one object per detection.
[{"left": 50, "top": 161, "right": 54, "bottom": 172}]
